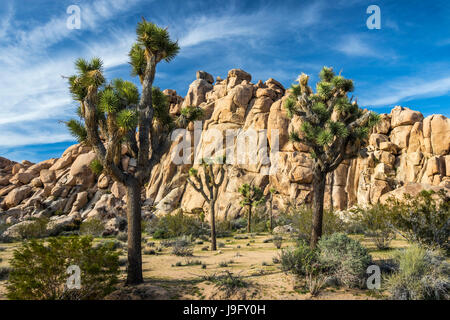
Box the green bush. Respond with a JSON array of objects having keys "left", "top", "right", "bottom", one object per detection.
[
  {"left": 385, "top": 245, "right": 449, "bottom": 300},
  {"left": 273, "top": 236, "right": 283, "bottom": 249},
  {"left": 15, "top": 218, "right": 49, "bottom": 239},
  {"left": 318, "top": 233, "right": 372, "bottom": 288},
  {"left": 351, "top": 204, "right": 395, "bottom": 250},
  {"left": 147, "top": 211, "right": 207, "bottom": 239},
  {"left": 276, "top": 205, "right": 345, "bottom": 242},
  {"left": 79, "top": 218, "right": 105, "bottom": 237},
  {"left": 116, "top": 232, "right": 127, "bottom": 242},
  {"left": 0, "top": 266, "right": 11, "bottom": 280},
  {"left": 280, "top": 240, "right": 321, "bottom": 277},
  {"left": 7, "top": 236, "right": 120, "bottom": 300},
  {"left": 389, "top": 190, "right": 449, "bottom": 253}
]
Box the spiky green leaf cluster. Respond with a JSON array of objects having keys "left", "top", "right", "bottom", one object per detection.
[
  {"left": 99, "top": 88, "right": 119, "bottom": 113},
  {"left": 135, "top": 19, "right": 180, "bottom": 62},
  {"left": 117, "top": 109, "right": 138, "bottom": 131},
  {"left": 128, "top": 43, "right": 147, "bottom": 79},
  {"left": 89, "top": 159, "right": 104, "bottom": 175},
  {"left": 65, "top": 119, "right": 88, "bottom": 143},
  {"left": 152, "top": 87, "right": 173, "bottom": 126},
  {"left": 181, "top": 106, "right": 204, "bottom": 122},
  {"left": 238, "top": 184, "right": 265, "bottom": 207},
  {"left": 188, "top": 168, "right": 198, "bottom": 177},
  {"left": 319, "top": 66, "right": 334, "bottom": 82},
  {"left": 284, "top": 66, "right": 380, "bottom": 167}
]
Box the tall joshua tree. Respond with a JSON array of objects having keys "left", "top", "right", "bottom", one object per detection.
[
  {"left": 238, "top": 184, "right": 265, "bottom": 233},
  {"left": 65, "top": 19, "right": 180, "bottom": 284},
  {"left": 187, "top": 157, "right": 225, "bottom": 251},
  {"left": 284, "top": 67, "right": 379, "bottom": 247}
]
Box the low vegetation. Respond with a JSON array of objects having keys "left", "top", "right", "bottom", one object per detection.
[
  {"left": 6, "top": 236, "right": 120, "bottom": 300},
  {"left": 385, "top": 245, "right": 449, "bottom": 300}
]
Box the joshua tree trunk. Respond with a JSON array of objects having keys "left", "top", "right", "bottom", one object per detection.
[
  {"left": 247, "top": 205, "right": 252, "bottom": 233},
  {"left": 125, "top": 178, "right": 143, "bottom": 285},
  {"left": 311, "top": 168, "right": 326, "bottom": 248},
  {"left": 210, "top": 200, "right": 217, "bottom": 251},
  {"left": 269, "top": 200, "right": 273, "bottom": 232}
]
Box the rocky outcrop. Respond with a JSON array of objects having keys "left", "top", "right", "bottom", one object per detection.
[{"left": 0, "top": 69, "right": 449, "bottom": 236}]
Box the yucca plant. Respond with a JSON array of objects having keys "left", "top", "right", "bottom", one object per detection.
[
  {"left": 187, "top": 157, "right": 226, "bottom": 251},
  {"left": 285, "top": 67, "right": 379, "bottom": 247},
  {"left": 64, "top": 19, "right": 180, "bottom": 285},
  {"left": 238, "top": 184, "right": 265, "bottom": 233}
]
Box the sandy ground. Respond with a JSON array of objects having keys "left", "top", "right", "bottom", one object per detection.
[{"left": 0, "top": 233, "right": 406, "bottom": 300}]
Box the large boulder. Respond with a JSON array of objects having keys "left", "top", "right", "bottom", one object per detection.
[
  {"left": 379, "top": 182, "right": 449, "bottom": 203},
  {"left": 390, "top": 106, "right": 424, "bottom": 128},
  {"left": 3, "top": 185, "right": 33, "bottom": 208}
]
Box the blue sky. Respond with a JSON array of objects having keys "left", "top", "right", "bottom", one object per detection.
[{"left": 0, "top": 0, "right": 449, "bottom": 163}]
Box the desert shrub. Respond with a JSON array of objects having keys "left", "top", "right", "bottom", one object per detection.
[
  {"left": 79, "top": 219, "right": 105, "bottom": 237},
  {"left": 385, "top": 245, "right": 449, "bottom": 300},
  {"left": 95, "top": 239, "right": 124, "bottom": 251},
  {"left": 0, "top": 223, "right": 12, "bottom": 237},
  {"left": 351, "top": 204, "right": 395, "bottom": 250},
  {"left": 214, "top": 271, "right": 248, "bottom": 295},
  {"left": 143, "top": 248, "right": 156, "bottom": 255},
  {"left": 184, "top": 259, "right": 202, "bottom": 266},
  {"left": 277, "top": 205, "right": 345, "bottom": 242},
  {"left": 15, "top": 217, "right": 49, "bottom": 239},
  {"left": 218, "top": 242, "right": 226, "bottom": 248},
  {"left": 116, "top": 232, "right": 127, "bottom": 242},
  {"left": 318, "top": 233, "right": 372, "bottom": 288},
  {"left": 230, "top": 218, "right": 247, "bottom": 231},
  {"left": 389, "top": 190, "right": 449, "bottom": 253},
  {"left": 172, "top": 244, "right": 193, "bottom": 257},
  {"left": 279, "top": 240, "right": 328, "bottom": 295},
  {"left": 280, "top": 240, "right": 321, "bottom": 277},
  {"left": 118, "top": 257, "right": 127, "bottom": 267},
  {"left": 147, "top": 211, "right": 207, "bottom": 239},
  {"left": 216, "top": 220, "right": 233, "bottom": 238},
  {"left": 7, "top": 236, "right": 119, "bottom": 300},
  {"left": 0, "top": 266, "right": 11, "bottom": 280},
  {"left": 273, "top": 236, "right": 283, "bottom": 249}
]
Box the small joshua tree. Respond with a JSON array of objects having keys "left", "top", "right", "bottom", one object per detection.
[
  {"left": 285, "top": 67, "right": 379, "bottom": 248},
  {"left": 268, "top": 188, "right": 277, "bottom": 232},
  {"left": 187, "top": 157, "right": 225, "bottom": 251},
  {"left": 238, "top": 184, "right": 265, "bottom": 233},
  {"left": 65, "top": 18, "right": 179, "bottom": 284}
]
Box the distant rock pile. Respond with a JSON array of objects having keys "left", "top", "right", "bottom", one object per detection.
[{"left": 1, "top": 69, "right": 449, "bottom": 238}]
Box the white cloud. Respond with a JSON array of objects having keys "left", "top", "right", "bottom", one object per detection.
[
  {"left": 177, "top": 2, "right": 324, "bottom": 48},
  {"left": 362, "top": 76, "right": 450, "bottom": 106},
  {"left": 0, "top": 1, "right": 145, "bottom": 149},
  {"left": 335, "top": 35, "right": 379, "bottom": 57}
]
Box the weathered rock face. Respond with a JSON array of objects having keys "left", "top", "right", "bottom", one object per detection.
[{"left": 0, "top": 69, "right": 449, "bottom": 235}]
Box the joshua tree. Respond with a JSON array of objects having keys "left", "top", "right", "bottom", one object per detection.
[
  {"left": 267, "top": 188, "right": 277, "bottom": 232},
  {"left": 65, "top": 19, "right": 180, "bottom": 284},
  {"left": 284, "top": 67, "right": 379, "bottom": 247},
  {"left": 187, "top": 157, "right": 225, "bottom": 251},
  {"left": 238, "top": 184, "right": 265, "bottom": 233}
]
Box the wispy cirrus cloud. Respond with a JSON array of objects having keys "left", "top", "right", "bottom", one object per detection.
[
  {"left": 0, "top": 1, "right": 145, "bottom": 149},
  {"left": 361, "top": 75, "right": 450, "bottom": 107},
  {"left": 176, "top": 1, "right": 325, "bottom": 48},
  {"left": 335, "top": 35, "right": 380, "bottom": 57}
]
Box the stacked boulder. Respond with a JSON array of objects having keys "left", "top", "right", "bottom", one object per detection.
[{"left": 1, "top": 69, "right": 449, "bottom": 234}]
